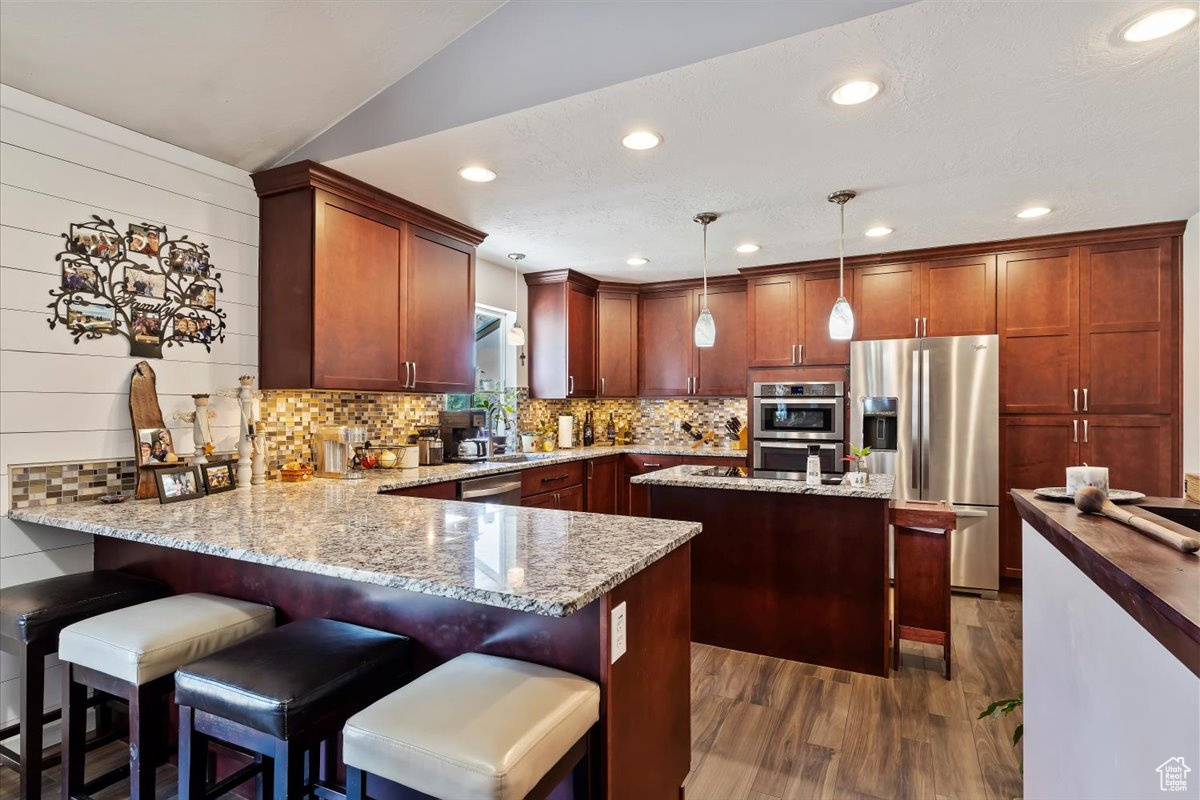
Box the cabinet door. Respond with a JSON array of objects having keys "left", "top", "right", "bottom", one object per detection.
[
  {"left": 586, "top": 457, "right": 619, "bottom": 514},
  {"left": 1081, "top": 416, "right": 1175, "bottom": 497},
  {"left": 521, "top": 491, "right": 558, "bottom": 509},
  {"left": 694, "top": 285, "right": 747, "bottom": 396},
  {"left": 405, "top": 226, "right": 475, "bottom": 393},
  {"left": 747, "top": 274, "right": 800, "bottom": 367},
  {"left": 313, "top": 194, "right": 405, "bottom": 390},
  {"left": 639, "top": 290, "right": 693, "bottom": 397},
  {"left": 800, "top": 271, "right": 853, "bottom": 365},
  {"left": 1080, "top": 239, "right": 1175, "bottom": 415},
  {"left": 557, "top": 483, "right": 585, "bottom": 512},
  {"left": 924, "top": 255, "right": 996, "bottom": 337},
  {"left": 623, "top": 455, "right": 681, "bottom": 516},
  {"left": 854, "top": 263, "right": 922, "bottom": 341},
  {"left": 999, "top": 416, "right": 1078, "bottom": 579},
  {"left": 997, "top": 247, "right": 1079, "bottom": 414},
  {"left": 566, "top": 284, "right": 596, "bottom": 397},
  {"left": 597, "top": 290, "right": 638, "bottom": 397}
]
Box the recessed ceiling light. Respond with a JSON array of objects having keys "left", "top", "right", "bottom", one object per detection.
[
  {"left": 735, "top": 243, "right": 761, "bottom": 254},
  {"left": 621, "top": 131, "right": 662, "bottom": 150},
  {"left": 1016, "top": 206, "right": 1052, "bottom": 219},
  {"left": 865, "top": 226, "right": 894, "bottom": 237},
  {"left": 626, "top": 256, "right": 649, "bottom": 266},
  {"left": 1122, "top": 7, "right": 1197, "bottom": 42},
  {"left": 458, "top": 166, "right": 496, "bottom": 183},
  {"left": 830, "top": 80, "right": 882, "bottom": 106}
]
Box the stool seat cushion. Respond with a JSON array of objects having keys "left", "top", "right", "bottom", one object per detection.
[
  {"left": 58, "top": 592, "right": 274, "bottom": 685},
  {"left": 343, "top": 653, "right": 600, "bottom": 800},
  {"left": 0, "top": 570, "right": 167, "bottom": 646},
  {"left": 175, "top": 618, "right": 410, "bottom": 740}
]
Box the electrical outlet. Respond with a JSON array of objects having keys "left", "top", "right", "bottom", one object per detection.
[
  {"left": 674, "top": 420, "right": 683, "bottom": 432},
  {"left": 610, "top": 602, "right": 627, "bottom": 663}
]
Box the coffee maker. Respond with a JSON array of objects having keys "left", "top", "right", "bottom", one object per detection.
[
  {"left": 314, "top": 426, "right": 368, "bottom": 479},
  {"left": 439, "top": 409, "right": 490, "bottom": 463}
]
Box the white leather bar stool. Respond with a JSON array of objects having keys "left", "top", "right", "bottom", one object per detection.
[
  {"left": 57, "top": 592, "right": 275, "bottom": 800},
  {"left": 343, "top": 653, "right": 600, "bottom": 800}
]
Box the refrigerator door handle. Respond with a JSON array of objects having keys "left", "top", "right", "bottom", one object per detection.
[
  {"left": 950, "top": 506, "right": 991, "bottom": 518},
  {"left": 911, "top": 347, "right": 921, "bottom": 491},
  {"left": 921, "top": 347, "right": 931, "bottom": 492}
]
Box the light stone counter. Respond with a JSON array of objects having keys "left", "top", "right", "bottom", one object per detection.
[
  {"left": 630, "top": 465, "right": 896, "bottom": 499},
  {"left": 9, "top": 473, "right": 701, "bottom": 617}
]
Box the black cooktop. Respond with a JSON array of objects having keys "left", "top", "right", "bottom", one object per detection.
[{"left": 692, "top": 466, "right": 846, "bottom": 485}]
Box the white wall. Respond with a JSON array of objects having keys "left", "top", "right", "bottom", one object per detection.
[
  {"left": 1183, "top": 213, "right": 1199, "bottom": 478},
  {"left": 475, "top": 256, "right": 528, "bottom": 388},
  {"left": 0, "top": 84, "right": 259, "bottom": 730}
]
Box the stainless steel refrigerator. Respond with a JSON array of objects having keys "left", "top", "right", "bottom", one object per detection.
[{"left": 850, "top": 335, "right": 999, "bottom": 596}]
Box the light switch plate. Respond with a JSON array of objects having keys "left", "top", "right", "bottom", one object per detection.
[{"left": 611, "top": 602, "right": 627, "bottom": 663}]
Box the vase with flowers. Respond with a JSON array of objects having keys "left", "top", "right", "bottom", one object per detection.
[{"left": 843, "top": 444, "right": 872, "bottom": 487}]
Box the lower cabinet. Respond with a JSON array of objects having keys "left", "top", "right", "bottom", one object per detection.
[
  {"left": 382, "top": 481, "right": 458, "bottom": 500},
  {"left": 623, "top": 455, "right": 681, "bottom": 516},
  {"left": 585, "top": 456, "right": 619, "bottom": 514},
  {"left": 521, "top": 483, "right": 584, "bottom": 510}
]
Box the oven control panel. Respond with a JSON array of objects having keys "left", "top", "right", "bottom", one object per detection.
[{"left": 753, "top": 381, "right": 844, "bottom": 398}]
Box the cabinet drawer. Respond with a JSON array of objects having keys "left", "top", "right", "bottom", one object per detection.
[
  {"left": 521, "top": 461, "right": 586, "bottom": 496},
  {"left": 383, "top": 481, "right": 457, "bottom": 500},
  {"left": 681, "top": 455, "right": 749, "bottom": 468},
  {"left": 622, "top": 454, "right": 681, "bottom": 475}
]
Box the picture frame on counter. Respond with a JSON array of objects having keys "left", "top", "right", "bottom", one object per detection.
[
  {"left": 154, "top": 466, "right": 204, "bottom": 504},
  {"left": 201, "top": 461, "right": 236, "bottom": 494}
]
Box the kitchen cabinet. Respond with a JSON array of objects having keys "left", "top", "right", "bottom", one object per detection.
[
  {"left": 252, "top": 161, "right": 485, "bottom": 392},
  {"left": 639, "top": 282, "right": 747, "bottom": 397},
  {"left": 596, "top": 286, "right": 638, "bottom": 397},
  {"left": 520, "top": 461, "right": 585, "bottom": 497},
  {"left": 622, "top": 455, "right": 680, "bottom": 516},
  {"left": 383, "top": 481, "right": 458, "bottom": 500},
  {"left": 521, "top": 483, "right": 584, "bottom": 511},
  {"left": 999, "top": 416, "right": 1077, "bottom": 580},
  {"left": 586, "top": 456, "right": 619, "bottom": 514},
  {"left": 747, "top": 270, "right": 851, "bottom": 367},
  {"left": 854, "top": 263, "right": 922, "bottom": 341},
  {"left": 525, "top": 270, "right": 597, "bottom": 399},
  {"left": 520, "top": 492, "right": 559, "bottom": 510},
  {"left": 923, "top": 254, "right": 996, "bottom": 337},
  {"left": 1079, "top": 415, "right": 1175, "bottom": 496}
]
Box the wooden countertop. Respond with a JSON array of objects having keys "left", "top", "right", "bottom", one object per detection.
[{"left": 1012, "top": 489, "right": 1199, "bottom": 677}]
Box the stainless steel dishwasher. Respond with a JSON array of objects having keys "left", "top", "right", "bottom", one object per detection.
[{"left": 458, "top": 474, "right": 523, "bottom": 506}]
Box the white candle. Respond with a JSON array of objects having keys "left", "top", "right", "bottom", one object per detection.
[{"left": 1066, "top": 464, "right": 1109, "bottom": 497}]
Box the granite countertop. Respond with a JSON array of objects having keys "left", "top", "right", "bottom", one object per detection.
[
  {"left": 370, "top": 443, "right": 746, "bottom": 492},
  {"left": 9, "top": 474, "right": 701, "bottom": 618},
  {"left": 630, "top": 464, "right": 896, "bottom": 499}
]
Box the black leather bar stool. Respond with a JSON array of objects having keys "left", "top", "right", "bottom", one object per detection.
[
  {"left": 174, "top": 618, "right": 411, "bottom": 800},
  {"left": 58, "top": 592, "right": 275, "bottom": 800},
  {"left": 343, "top": 653, "right": 600, "bottom": 800},
  {"left": 0, "top": 570, "right": 167, "bottom": 800}
]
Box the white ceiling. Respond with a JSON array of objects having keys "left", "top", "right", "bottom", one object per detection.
[
  {"left": 328, "top": 1, "right": 1200, "bottom": 281},
  {"left": 0, "top": 0, "right": 502, "bottom": 170}
]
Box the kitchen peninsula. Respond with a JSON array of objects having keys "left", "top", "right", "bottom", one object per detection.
[
  {"left": 633, "top": 465, "right": 896, "bottom": 676},
  {"left": 8, "top": 464, "right": 703, "bottom": 799}
]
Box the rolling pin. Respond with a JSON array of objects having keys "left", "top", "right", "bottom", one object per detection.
[{"left": 1075, "top": 486, "right": 1200, "bottom": 554}]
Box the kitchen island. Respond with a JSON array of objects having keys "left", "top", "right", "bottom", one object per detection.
[
  {"left": 9, "top": 472, "right": 700, "bottom": 799},
  {"left": 632, "top": 465, "right": 896, "bottom": 676}
]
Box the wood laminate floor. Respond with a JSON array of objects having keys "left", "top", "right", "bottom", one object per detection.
[{"left": 1, "top": 594, "right": 1023, "bottom": 800}]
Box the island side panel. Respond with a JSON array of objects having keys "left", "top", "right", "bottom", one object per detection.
[
  {"left": 601, "top": 542, "right": 691, "bottom": 800},
  {"left": 649, "top": 486, "right": 891, "bottom": 676}
]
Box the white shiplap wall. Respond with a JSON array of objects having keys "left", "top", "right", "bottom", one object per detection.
[{"left": 0, "top": 84, "right": 259, "bottom": 729}]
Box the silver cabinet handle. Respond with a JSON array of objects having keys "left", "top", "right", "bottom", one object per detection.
[
  {"left": 915, "top": 318, "right": 920, "bottom": 338},
  {"left": 1073, "top": 388, "right": 1079, "bottom": 412},
  {"left": 403, "top": 361, "right": 410, "bottom": 389},
  {"left": 922, "top": 317, "right": 928, "bottom": 337},
  {"left": 792, "top": 343, "right": 798, "bottom": 364},
  {"left": 1083, "top": 419, "right": 1089, "bottom": 443},
  {"left": 1073, "top": 419, "right": 1078, "bottom": 443},
  {"left": 568, "top": 375, "right": 574, "bottom": 395},
  {"left": 600, "top": 377, "right": 605, "bottom": 396},
  {"left": 797, "top": 344, "right": 803, "bottom": 364},
  {"left": 1083, "top": 388, "right": 1088, "bottom": 411},
  {"left": 410, "top": 361, "right": 416, "bottom": 388}
]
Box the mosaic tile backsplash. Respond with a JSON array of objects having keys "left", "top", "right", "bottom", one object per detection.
[
  {"left": 9, "top": 461, "right": 136, "bottom": 509},
  {"left": 517, "top": 397, "right": 749, "bottom": 446}
]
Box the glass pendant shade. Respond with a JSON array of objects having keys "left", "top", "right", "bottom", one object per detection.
[
  {"left": 694, "top": 307, "right": 716, "bottom": 348},
  {"left": 506, "top": 323, "right": 526, "bottom": 347},
  {"left": 828, "top": 297, "right": 854, "bottom": 340}
]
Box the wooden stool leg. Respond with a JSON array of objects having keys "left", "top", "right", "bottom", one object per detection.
[
  {"left": 60, "top": 663, "right": 87, "bottom": 800},
  {"left": 572, "top": 731, "right": 593, "bottom": 800},
  {"left": 128, "top": 683, "right": 159, "bottom": 800},
  {"left": 944, "top": 626, "right": 952, "bottom": 681},
  {"left": 257, "top": 755, "right": 274, "bottom": 800},
  {"left": 345, "top": 767, "right": 365, "bottom": 800},
  {"left": 178, "top": 705, "right": 208, "bottom": 800},
  {"left": 273, "top": 740, "right": 303, "bottom": 800},
  {"left": 19, "top": 642, "right": 45, "bottom": 800}
]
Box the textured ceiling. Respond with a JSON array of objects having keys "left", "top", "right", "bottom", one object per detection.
[
  {"left": 0, "top": 0, "right": 501, "bottom": 170},
  {"left": 328, "top": 1, "right": 1200, "bottom": 280}
]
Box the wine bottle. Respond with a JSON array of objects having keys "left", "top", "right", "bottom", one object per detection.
[
  {"left": 606, "top": 412, "right": 616, "bottom": 444},
  {"left": 583, "top": 410, "right": 595, "bottom": 446}
]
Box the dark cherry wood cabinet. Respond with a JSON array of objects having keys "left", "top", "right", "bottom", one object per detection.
[
  {"left": 520, "top": 492, "right": 558, "bottom": 510},
  {"left": 638, "top": 281, "right": 747, "bottom": 397},
  {"left": 525, "top": 270, "right": 598, "bottom": 399},
  {"left": 693, "top": 284, "right": 748, "bottom": 396},
  {"left": 999, "top": 416, "right": 1078, "bottom": 579},
  {"left": 556, "top": 483, "right": 585, "bottom": 512},
  {"left": 622, "top": 454, "right": 681, "bottom": 517},
  {"left": 596, "top": 286, "right": 638, "bottom": 397},
  {"left": 747, "top": 270, "right": 851, "bottom": 367},
  {"left": 924, "top": 254, "right": 996, "bottom": 337},
  {"left": 1079, "top": 238, "right": 1176, "bottom": 415},
  {"left": 586, "top": 456, "right": 619, "bottom": 514},
  {"left": 252, "top": 161, "right": 485, "bottom": 392},
  {"left": 1080, "top": 415, "right": 1176, "bottom": 497},
  {"left": 854, "top": 262, "right": 922, "bottom": 341}
]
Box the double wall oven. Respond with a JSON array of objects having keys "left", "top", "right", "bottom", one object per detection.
[{"left": 752, "top": 381, "right": 845, "bottom": 476}]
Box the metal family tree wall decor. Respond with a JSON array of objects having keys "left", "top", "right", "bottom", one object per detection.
[{"left": 47, "top": 215, "right": 227, "bottom": 359}]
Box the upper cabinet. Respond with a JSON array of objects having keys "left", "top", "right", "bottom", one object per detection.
[
  {"left": 596, "top": 285, "right": 639, "bottom": 397},
  {"left": 252, "top": 162, "right": 483, "bottom": 392},
  {"left": 525, "top": 270, "right": 598, "bottom": 399},
  {"left": 854, "top": 263, "right": 922, "bottom": 340},
  {"left": 640, "top": 282, "right": 747, "bottom": 397},
  {"left": 748, "top": 270, "right": 851, "bottom": 367},
  {"left": 853, "top": 256, "right": 996, "bottom": 341}
]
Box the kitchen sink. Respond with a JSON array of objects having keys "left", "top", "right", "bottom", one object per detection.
[{"left": 1140, "top": 504, "right": 1200, "bottom": 534}]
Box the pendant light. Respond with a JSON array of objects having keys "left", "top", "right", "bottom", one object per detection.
[
  {"left": 826, "top": 190, "right": 856, "bottom": 340},
  {"left": 506, "top": 253, "right": 526, "bottom": 346},
  {"left": 693, "top": 212, "right": 719, "bottom": 348}
]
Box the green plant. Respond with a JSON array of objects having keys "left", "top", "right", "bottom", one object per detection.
[
  {"left": 842, "top": 443, "right": 872, "bottom": 466},
  {"left": 979, "top": 693, "right": 1024, "bottom": 769}
]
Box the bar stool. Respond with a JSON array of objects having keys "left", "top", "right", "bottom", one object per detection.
[
  {"left": 58, "top": 592, "right": 275, "bottom": 800},
  {"left": 174, "top": 617, "right": 411, "bottom": 800},
  {"left": 343, "top": 653, "right": 600, "bottom": 800},
  {"left": 0, "top": 570, "right": 167, "bottom": 800},
  {"left": 891, "top": 499, "right": 957, "bottom": 679}
]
